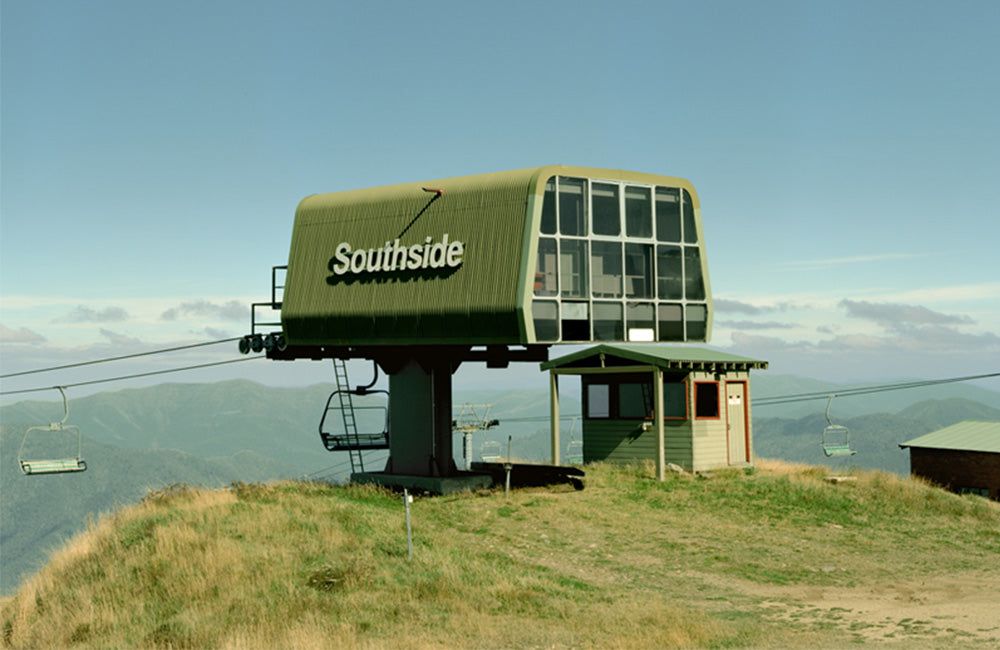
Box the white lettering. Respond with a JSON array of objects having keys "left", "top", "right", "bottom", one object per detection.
[
  {"left": 331, "top": 242, "right": 351, "bottom": 275},
  {"left": 407, "top": 244, "right": 423, "bottom": 270},
  {"left": 365, "top": 247, "right": 384, "bottom": 272},
  {"left": 446, "top": 240, "right": 464, "bottom": 267},
  {"left": 327, "top": 234, "right": 466, "bottom": 278},
  {"left": 350, "top": 249, "right": 366, "bottom": 274}
]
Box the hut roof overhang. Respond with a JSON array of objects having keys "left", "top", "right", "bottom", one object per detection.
[
  {"left": 899, "top": 420, "right": 1000, "bottom": 454},
  {"left": 541, "top": 344, "right": 768, "bottom": 374}
]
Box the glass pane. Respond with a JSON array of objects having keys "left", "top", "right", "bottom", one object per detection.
[
  {"left": 686, "top": 303, "right": 708, "bottom": 341},
  {"left": 624, "top": 243, "right": 653, "bottom": 298},
  {"left": 593, "top": 302, "right": 623, "bottom": 341},
  {"left": 591, "top": 182, "right": 620, "bottom": 236},
  {"left": 559, "top": 177, "right": 586, "bottom": 236},
  {"left": 531, "top": 300, "right": 559, "bottom": 341},
  {"left": 626, "top": 302, "right": 655, "bottom": 341},
  {"left": 663, "top": 382, "right": 687, "bottom": 418},
  {"left": 587, "top": 384, "right": 610, "bottom": 418},
  {"left": 658, "top": 303, "right": 683, "bottom": 341},
  {"left": 682, "top": 189, "right": 697, "bottom": 243},
  {"left": 541, "top": 177, "right": 557, "bottom": 234},
  {"left": 590, "top": 241, "right": 622, "bottom": 298},
  {"left": 684, "top": 246, "right": 705, "bottom": 300},
  {"left": 655, "top": 187, "right": 681, "bottom": 242},
  {"left": 559, "top": 239, "right": 588, "bottom": 298},
  {"left": 619, "top": 382, "right": 651, "bottom": 418},
  {"left": 561, "top": 301, "right": 590, "bottom": 341},
  {"left": 656, "top": 244, "right": 683, "bottom": 299},
  {"left": 695, "top": 382, "right": 719, "bottom": 418},
  {"left": 625, "top": 186, "right": 652, "bottom": 237},
  {"left": 534, "top": 237, "right": 558, "bottom": 296}
]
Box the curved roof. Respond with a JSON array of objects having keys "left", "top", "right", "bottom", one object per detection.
[{"left": 280, "top": 166, "right": 704, "bottom": 347}]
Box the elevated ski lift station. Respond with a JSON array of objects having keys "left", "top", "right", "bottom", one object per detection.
[{"left": 245, "top": 165, "right": 720, "bottom": 492}]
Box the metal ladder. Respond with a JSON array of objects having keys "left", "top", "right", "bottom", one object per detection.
[{"left": 332, "top": 359, "right": 366, "bottom": 473}]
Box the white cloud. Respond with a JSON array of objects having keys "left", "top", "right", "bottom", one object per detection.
[
  {"left": 713, "top": 298, "right": 763, "bottom": 315},
  {"left": 98, "top": 328, "right": 144, "bottom": 347},
  {"left": 0, "top": 323, "right": 47, "bottom": 344},
  {"left": 839, "top": 299, "right": 975, "bottom": 328},
  {"left": 53, "top": 305, "right": 130, "bottom": 323},
  {"left": 777, "top": 252, "right": 933, "bottom": 269},
  {"left": 716, "top": 320, "right": 795, "bottom": 330},
  {"left": 161, "top": 300, "right": 247, "bottom": 322}
]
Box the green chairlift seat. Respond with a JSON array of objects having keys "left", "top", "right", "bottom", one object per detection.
[
  {"left": 821, "top": 396, "right": 856, "bottom": 457},
  {"left": 18, "top": 387, "right": 87, "bottom": 476}
]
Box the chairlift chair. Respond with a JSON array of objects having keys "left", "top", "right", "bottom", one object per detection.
[
  {"left": 18, "top": 387, "right": 87, "bottom": 475},
  {"left": 480, "top": 438, "right": 503, "bottom": 462},
  {"left": 318, "top": 388, "right": 390, "bottom": 451},
  {"left": 566, "top": 417, "right": 583, "bottom": 465},
  {"left": 821, "top": 395, "right": 856, "bottom": 457}
]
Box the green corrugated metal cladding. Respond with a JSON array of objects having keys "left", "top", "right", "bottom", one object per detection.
[{"left": 280, "top": 166, "right": 707, "bottom": 346}]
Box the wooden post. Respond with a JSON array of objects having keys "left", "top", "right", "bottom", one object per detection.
[
  {"left": 654, "top": 366, "right": 665, "bottom": 481},
  {"left": 550, "top": 371, "right": 560, "bottom": 465}
]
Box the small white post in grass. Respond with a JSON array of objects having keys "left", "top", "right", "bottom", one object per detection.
[
  {"left": 403, "top": 488, "right": 413, "bottom": 560},
  {"left": 504, "top": 435, "right": 512, "bottom": 498}
]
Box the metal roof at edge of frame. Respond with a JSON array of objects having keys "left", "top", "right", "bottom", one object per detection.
[
  {"left": 295, "top": 165, "right": 701, "bottom": 204},
  {"left": 541, "top": 344, "right": 769, "bottom": 371},
  {"left": 899, "top": 420, "right": 1000, "bottom": 454}
]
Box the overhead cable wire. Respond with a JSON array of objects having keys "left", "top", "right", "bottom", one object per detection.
[
  {"left": 0, "top": 357, "right": 264, "bottom": 396},
  {"left": 0, "top": 337, "right": 243, "bottom": 379},
  {"left": 753, "top": 371, "right": 1000, "bottom": 406}
]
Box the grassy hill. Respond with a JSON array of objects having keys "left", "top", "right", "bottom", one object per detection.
[
  {"left": 0, "top": 425, "right": 301, "bottom": 595},
  {"left": 2, "top": 462, "right": 998, "bottom": 649}
]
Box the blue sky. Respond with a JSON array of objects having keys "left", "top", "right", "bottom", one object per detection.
[{"left": 2, "top": 0, "right": 998, "bottom": 398}]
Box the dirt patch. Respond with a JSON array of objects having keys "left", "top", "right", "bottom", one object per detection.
[{"left": 707, "top": 571, "right": 1000, "bottom": 646}]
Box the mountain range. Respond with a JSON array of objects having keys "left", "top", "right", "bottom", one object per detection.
[{"left": 1, "top": 374, "right": 997, "bottom": 595}]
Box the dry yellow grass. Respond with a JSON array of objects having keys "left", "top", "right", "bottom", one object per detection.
[{"left": 2, "top": 462, "right": 998, "bottom": 649}]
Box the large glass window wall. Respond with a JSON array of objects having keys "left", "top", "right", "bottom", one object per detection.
[{"left": 532, "top": 175, "right": 709, "bottom": 343}]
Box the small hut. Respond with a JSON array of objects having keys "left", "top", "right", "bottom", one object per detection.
[
  {"left": 542, "top": 344, "right": 768, "bottom": 479},
  {"left": 899, "top": 421, "right": 1000, "bottom": 500}
]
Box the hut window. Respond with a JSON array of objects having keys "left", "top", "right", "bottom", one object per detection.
[
  {"left": 656, "top": 245, "right": 683, "bottom": 300},
  {"left": 655, "top": 187, "right": 681, "bottom": 242},
  {"left": 625, "top": 185, "right": 653, "bottom": 238},
  {"left": 663, "top": 381, "right": 688, "bottom": 419},
  {"left": 694, "top": 381, "right": 720, "bottom": 419},
  {"left": 559, "top": 177, "right": 587, "bottom": 236},
  {"left": 559, "top": 239, "right": 589, "bottom": 298},
  {"left": 684, "top": 247, "right": 705, "bottom": 300},
  {"left": 591, "top": 183, "right": 621, "bottom": 235},
  {"left": 587, "top": 384, "right": 610, "bottom": 418},
  {"left": 531, "top": 175, "right": 708, "bottom": 343},
  {"left": 591, "top": 241, "right": 622, "bottom": 298},
  {"left": 686, "top": 304, "right": 708, "bottom": 341},
  {"left": 561, "top": 301, "right": 590, "bottom": 341},
  {"left": 532, "top": 300, "right": 559, "bottom": 341},
  {"left": 625, "top": 243, "right": 653, "bottom": 298},
  {"left": 618, "top": 382, "right": 650, "bottom": 418},
  {"left": 626, "top": 303, "right": 655, "bottom": 341},
  {"left": 534, "top": 237, "right": 558, "bottom": 296},
  {"left": 593, "top": 302, "right": 623, "bottom": 340},
  {"left": 541, "top": 178, "right": 557, "bottom": 234},
  {"left": 657, "top": 304, "right": 683, "bottom": 340},
  {"left": 682, "top": 189, "right": 697, "bottom": 244}
]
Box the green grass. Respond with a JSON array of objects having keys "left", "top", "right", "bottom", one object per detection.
[{"left": 2, "top": 460, "right": 998, "bottom": 649}]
